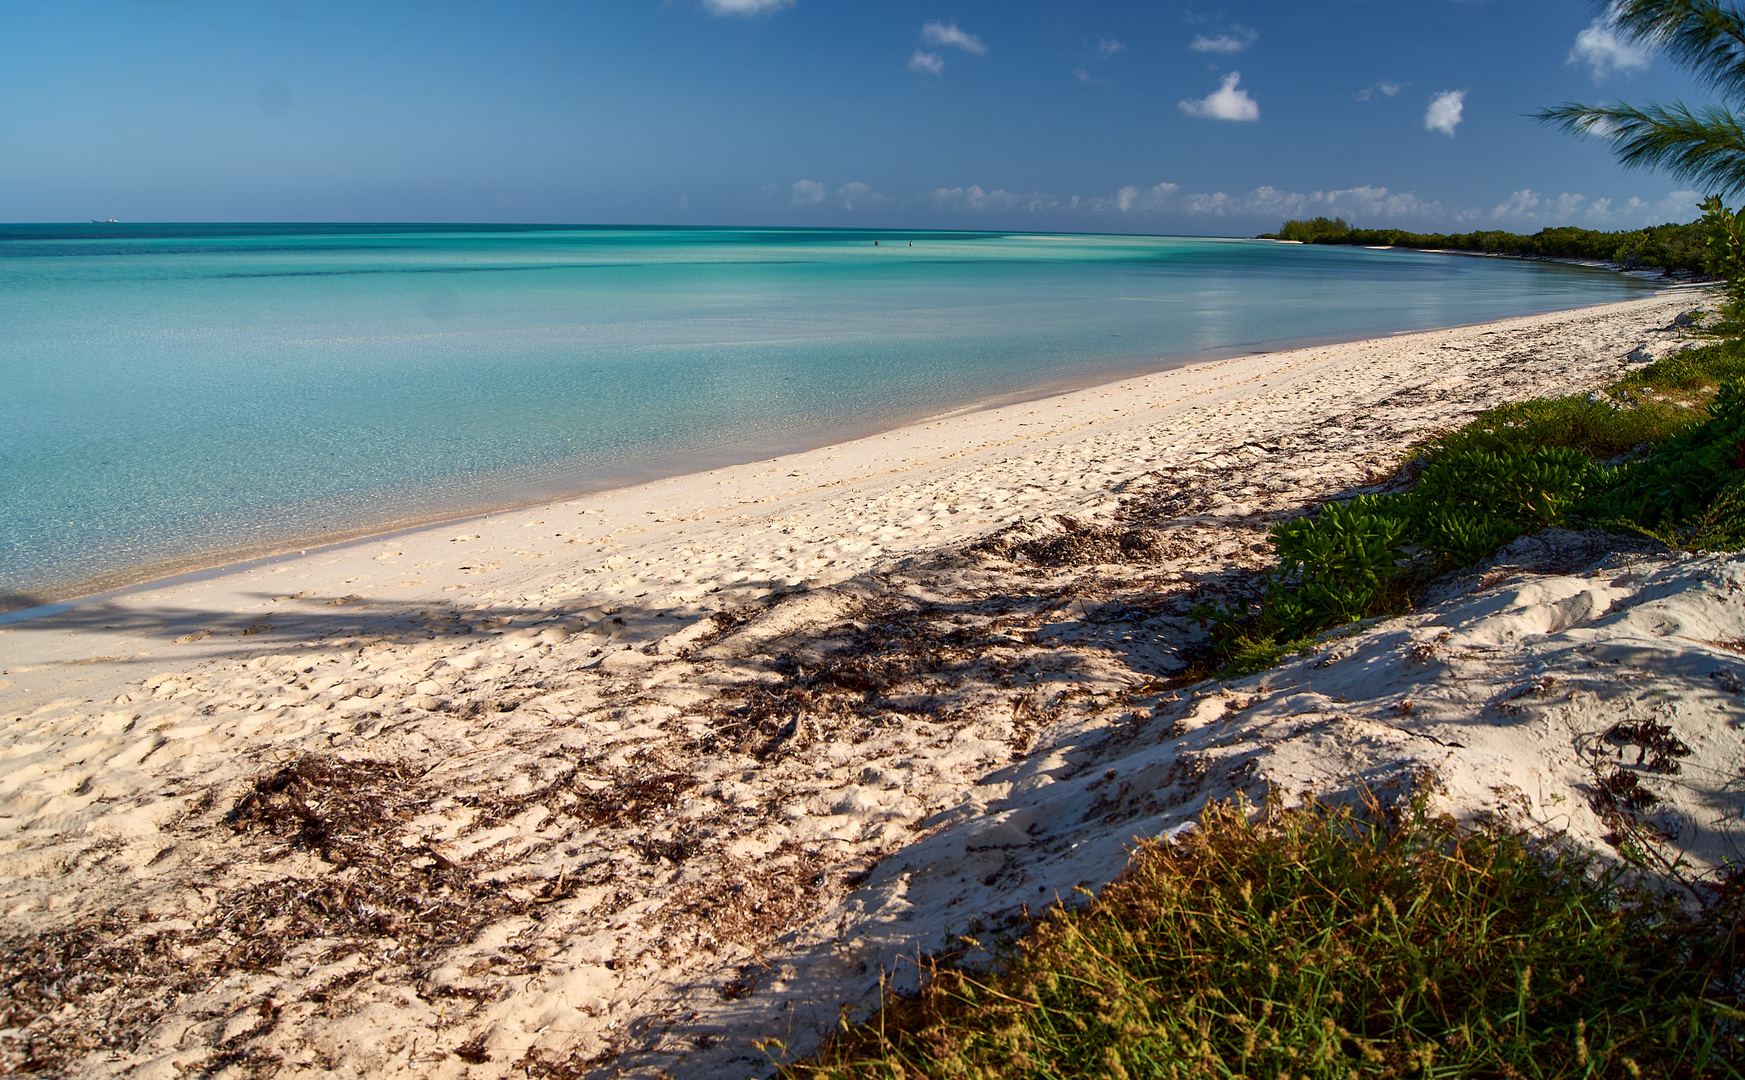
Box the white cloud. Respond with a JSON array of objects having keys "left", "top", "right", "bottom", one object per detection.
[
  {"left": 922, "top": 20, "right": 987, "bottom": 55},
  {"left": 1074, "top": 66, "right": 1099, "bottom": 84},
  {"left": 837, "top": 182, "right": 876, "bottom": 209},
  {"left": 1489, "top": 186, "right": 1698, "bottom": 227},
  {"left": 789, "top": 180, "right": 888, "bottom": 211},
  {"left": 1067, "top": 182, "right": 1445, "bottom": 224},
  {"left": 1355, "top": 79, "right": 1402, "bottom": 102},
  {"left": 1657, "top": 189, "right": 1702, "bottom": 220},
  {"left": 931, "top": 185, "right": 1060, "bottom": 213},
  {"left": 1112, "top": 183, "right": 1180, "bottom": 213},
  {"left": 1179, "top": 72, "right": 1260, "bottom": 122},
  {"left": 1569, "top": 17, "right": 1650, "bottom": 81},
  {"left": 908, "top": 49, "right": 945, "bottom": 75},
  {"left": 1190, "top": 26, "right": 1257, "bottom": 54},
  {"left": 701, "top": 0, "right": 794, "bottom": 16},
  {"left": 1425, "top": 90, "right": 1466, "bottom": 136},
  {"left": 1097, "top": 36, "right": 1126, "bottom": 58},
  {"left": 906, "top": 174, "right": 1703, "bottom": 232}
]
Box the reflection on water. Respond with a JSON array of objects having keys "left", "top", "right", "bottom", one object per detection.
[{"left": 0, "top": 224, "right": 1660, "bottom": 596}]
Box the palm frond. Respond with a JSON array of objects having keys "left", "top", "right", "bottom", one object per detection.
[
  {"left": 1607, "top": 0, "right": 1745, "bottom": 103},
  {"left": 1536, "top": 98, "right": 1745, "bottom": 193}
]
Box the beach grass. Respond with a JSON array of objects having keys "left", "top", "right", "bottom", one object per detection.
[{"left": 780, "top": 797, "right": 1745, "bottom": 1079}]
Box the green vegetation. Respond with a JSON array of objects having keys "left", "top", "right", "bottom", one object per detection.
[
  {"left": 783, "top": 798, "right": 1744, "bottom": 1078},
  {"left": 1190, "top": 337, "right": 1745, "bottom": 675},
  {"left": 1258, "top": 217, "right": 1710, "bottom": 274},
  {"left": 1274, "top": 216, "right": 1355, "bottom": 244}
]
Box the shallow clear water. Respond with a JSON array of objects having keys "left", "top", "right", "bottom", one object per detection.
[{"left": 0, "top": 223, "right": 1660, "bottom": 600}]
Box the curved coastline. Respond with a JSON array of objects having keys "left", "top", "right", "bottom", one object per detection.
[
  {"left": 1, "top": 226, "right": 1663, "bottom": 609},
  {"left": 0, "top": 283, "right": 1680, "bottom": 617}
]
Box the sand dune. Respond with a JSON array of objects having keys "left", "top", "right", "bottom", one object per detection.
[{"left": 1, "top": 287, "right": 1731, "bottom": 1078}]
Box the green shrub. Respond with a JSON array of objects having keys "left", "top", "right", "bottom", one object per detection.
[
  {"left": 1413, "top": 447, "right": 1600, "bottom": 533},
  {"left": 1593, "top": 381, "right": 1745, "bottom": 540},
  {"left": 1413, "top": 506, "right": 1524, "bottom": 570},
  {"left": 1272, "top": 216, "right": 1353, "bottom": 243}
]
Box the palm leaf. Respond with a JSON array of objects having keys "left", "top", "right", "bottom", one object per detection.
[
  {"left": 1606, "top": 0, "right": 1745, "bottom": 103},
  {"left": 1536, "top": 98, "right": 1745, "bottom": 194}
]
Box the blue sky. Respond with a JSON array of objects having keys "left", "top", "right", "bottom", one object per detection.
[{"left": 0, "top": 0, "right": 1719, "bottom": 234}]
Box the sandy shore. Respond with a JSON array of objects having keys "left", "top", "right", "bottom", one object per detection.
[{"left": 4, "top": 287, "right": 1740, "bottom": 1078}]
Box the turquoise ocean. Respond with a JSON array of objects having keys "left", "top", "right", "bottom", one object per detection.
[{"left": 0, "top": 223, "right": 1662, "bottom": 605}]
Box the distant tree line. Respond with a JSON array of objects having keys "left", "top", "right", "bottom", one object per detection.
[{"left": 1257, "top": 216, "right": 1710, "bottom": 273}]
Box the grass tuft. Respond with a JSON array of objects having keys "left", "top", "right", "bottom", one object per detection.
[
  {"left": 784, "top": 798, "right": 1745, "bottom": 1079},
  {"left": 1419, "top": 395, "right": 1701, "bottom": 461}
]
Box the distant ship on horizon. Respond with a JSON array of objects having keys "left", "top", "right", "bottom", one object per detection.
[{"left": 90, "top": 218, "right": 118, "bottom": 224}]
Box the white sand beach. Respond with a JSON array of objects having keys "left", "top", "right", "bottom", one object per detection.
[{"left": 5, "top": 287, "right": 1740, "bottom": 1079}]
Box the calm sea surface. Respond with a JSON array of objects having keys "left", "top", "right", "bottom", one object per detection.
[{"left": 0, "top": 223, "right": 1661, "bottom": 602}]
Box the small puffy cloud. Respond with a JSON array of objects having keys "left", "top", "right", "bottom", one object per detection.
[
  {"left": 1179, "top": 71, "right": 1260, "bottom": 122},
  {"left": 1425, "top": 89, "right": 1466, "bottom": 136},
  {"left": 908, "top": 49, "right": 945, "bottom": 74},
  {"left": 925, "top": 177, "right": 1454, "bottom": 227},
  {"left": 1491, "top": 189, "right": 1541, "bottom": 219},
  {"left": 1078, "top": 181, "right": 1443, "bottom": 224},
  {"left": 1487, "top": 187, "right": 1696, "bottom": 228},
  {"left": 922, "top": 20, "right": 987, "bottom": 55},
  {"left": 1097, "top": 36, "right": 1126, "bottom": 58},
  {"left": 790, "top": 180, "right": 887, "bottom": 211},
  {"left": 1355, "top": 79, "right": 1402, "bottom": 102},
  {"left": 1114, "top": 183, "right": 1180, "bottom": 213},
  {"left": 1658, "top": 189, "right": 1702, "bottom": 220},
  {"left": 931, "top": 185, "right": 1060, "bottom": 213},
  {"left": 1568, "top": 17, "right": 1650, "bottom": 81},
  {"left": 1074, "top": 66, "right": 1099, "bottom": 84},
  {"left": 837, "top": 182, "right": 875, "bottom": 209},
  {"left": 1189, "top": 26, "right": 1257, "bottom": 54},
  {"left": 701, "top": 0, "right": 794, "bottom": 16}
]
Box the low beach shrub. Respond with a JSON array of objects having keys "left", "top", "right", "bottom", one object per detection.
[
  {"left": 1195, "top": 350, "right": 1745, "bottom": 671},
  {"left": 785, "top": 798, "right": 1745, "bottom": 1079},
  {"left": 1595, "top": 382, "right": 1745, "bottom": 546}
]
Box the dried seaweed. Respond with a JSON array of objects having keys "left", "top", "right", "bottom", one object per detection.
[
  {"left": 663, "top": 844, "right": 833, "bottom": 952},
  {"left": 1594, "top": 768, "right": 1661, "bottom": 813},
  {"left": 1604, "top": 719, "right": 1693, "bottom": 774},
  {"left": 1, "top": 754, "right": 555, "bottom": 1074},
  {"left": 0, "top": 913, "right": 208, "bottom": 1073},
  {"left": 970, "top": 514, "right": 1179, "bottom": 567}
]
